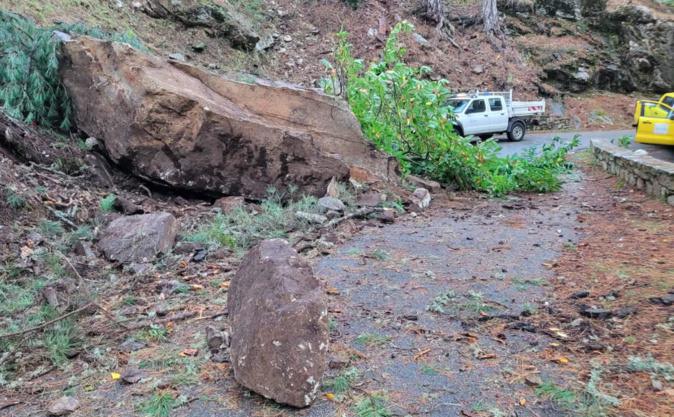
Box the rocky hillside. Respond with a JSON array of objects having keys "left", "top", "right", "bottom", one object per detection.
[{"left": 2, "top": 0, "right": 672, "bottom": 129}]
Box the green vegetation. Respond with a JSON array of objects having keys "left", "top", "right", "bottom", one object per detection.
[
  {"left": 354, "top": 332, "right": 390, "bottom": 347},
  {"left": 0, "top": 11, "right": 143, "bottom": 132},
  {"left": 3, "top": 187, "right": 26, "bottom": 209},
  {"left": 426, "top": 290, "right": 457, "bottom": 314},
  {"left": 43, "top": 318, "right": 79, "bottom": 367},
  {"left": 139, "top": 391, "right": 183, "bottom": 417},
  {"left": 322, "top": 367, "right": 359, "bottom": 398},
  {"left": 612, "top": 135, "right": 632, "bottom": 148},
  {"left": 536, "top": 381, "right": 577, "bottom": 409},
  {"left": 99, "top": 194, "right": 117, "bottom": 213},
  {"left": 185, "top": 187, "right": 321, "bottom": 251},
  {"left": 324, "top": 21, "right": 577, "bottom": 196},
  {"left": 137, "top": 324, "right": 168, "bottom": 343},
  {"left": 627, "top": 356, "right": 674, "bottom": 381},
  {"left": 39, "top": 219, "right": 64, "bottom": 237},
  {"left": 354, "top": 394, "right": 391, "bottom": 417}
]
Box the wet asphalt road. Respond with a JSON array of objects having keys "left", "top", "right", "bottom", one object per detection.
[{"left": 496, "top": 129, "right": 674, "bottom": 163}]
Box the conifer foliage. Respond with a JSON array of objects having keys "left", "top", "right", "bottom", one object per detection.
[{"left": 0, "top": 11, "right": 72, "bottom": 131}]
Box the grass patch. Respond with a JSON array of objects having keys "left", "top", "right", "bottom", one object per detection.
[
  {"left": 627, "top": 356, "right": 674, "bottom": 382},
  {"left": 426, "top": 290, "right": 456, "bottom": 314},
  {"left": 536, "top": 381, "right": 577, "bottom": 409},
  {"left": 354, "top": 333, "right": 390, "bottom": 347},
  {"left": 137, "top": 324, "right": 168, "bottom": 343},
  {"left": 322, "top": 367, "right": 359, "bottom": 398},
  {"left": 139, "top": 391, "right": 183, "bottom": 417},
  {"left": 39, "top": 220, "right": 64, "bottom": 238},
  {"left": 43, "top": 318, "right": 79, "bottom": 367},
  {"left": 354, "top": 393, "right": 391, "bottom": 417},
  {"left": 99, "top": 194, "right": 117, "bottom": 213},
  {"left": 184, "top": 187, "right": 321, "bottom": 251}
]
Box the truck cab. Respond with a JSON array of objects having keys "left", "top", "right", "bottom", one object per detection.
[
  {"left": 634, "top": 93, "right": 674, "bottom": 126},
  {"left": 635, "top": 101, "right": 674, "bottom": 146},
  {"left": 449, "top": 91, "right": 545, "bottom": 142}
]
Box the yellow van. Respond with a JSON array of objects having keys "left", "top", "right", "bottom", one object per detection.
[
  {"left": 635, "top": 101, "right": 674, "bottom": 146},
  {"left": 634, "top": 93, "right": 674, "bottom": 126}
]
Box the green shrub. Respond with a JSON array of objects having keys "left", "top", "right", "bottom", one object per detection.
[
  {"left": 323, "top": 21, "right": 577, "bottom": 196},
  {"left": 99, "top": 194, "right": 117, "bottom": 213},
  {"left": 0, "top": 11, "right": 144, "bottom": 132}
]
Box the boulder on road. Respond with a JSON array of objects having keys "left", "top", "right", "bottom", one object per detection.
[
  {"left": 229, "top": 239, "right": 328, "bottom": 408},
  {"left": 98, "top": 212, "right": 178, "bottom": 263},
  {"left": 410, "top": 188, "right": 431, "bottom": 210},
  {"left": 60, "top": 37, "right": 395, "bottom": 200}
]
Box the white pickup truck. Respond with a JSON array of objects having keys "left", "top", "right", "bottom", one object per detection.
[{"left": 449, "top": 90, "right": 545, "bottom": 142}]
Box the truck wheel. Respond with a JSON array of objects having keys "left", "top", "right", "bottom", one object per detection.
[{"left": 507, "top": 121, "right": 526, "bottom": 142}]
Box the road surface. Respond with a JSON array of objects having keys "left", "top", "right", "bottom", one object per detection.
[{"left": 495, "top": 129, "right": 674, "bottom": 163}]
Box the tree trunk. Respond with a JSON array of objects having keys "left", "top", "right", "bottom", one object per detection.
[
  {"left": 482, "top": 0, "right": 504, "bottom": 49},
  {"left": 421, "top": 0, "right": 458, "bottom": 46}
]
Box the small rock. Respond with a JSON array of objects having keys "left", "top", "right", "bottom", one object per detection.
[
  {"left": 410, "top": 188, "right": 431, "bottom": 210},
  {"left": 649, "top": 295, "right": 674, "bottom": 306},
  {"left": 325, "top": 210, "right": 341, "bottom": 220},
  {"left": 113, "top": 196, "right": 144, "bottom": 215},
  {"left": 570, "top": 290, "right": 590, "bottom": 299},
  {"left": 406, "top": 175, "right": 441, "bottom": 193},
  {"left": 380, "top": 208, "right": 395, "bottom": 224},
  {"left": 205, "top": 326, "right": 229, "bottom": 351},
  {"left": 174, "top": 241, "right": 204, "bottom": 255},
  {"left": 402, "top": 313, "right": 418, "bottom": 321},
  {"left": 282, "top": 35, "right": 292, "bottom": 42},
  {"left": 98, "top": 212, "right": 178, "bottom": 263},
  {"left": 525, "top": 375, "right": 543, "bottom": 387},
  {"left": 579, "top": 307, "right": 613, "bottom": 319},
  {"left": 633, "top": 149, "right": 648, "bottom": 156},
  {"left": 124, "top": 262, "right": 152, "bottom": 275},
  {"left": 214, "top": 196, "right": 245, "bottom": 213},
  {"left": 73, "top": 241, "right": 96, "bottom": 259},
  {"left": 472, "top": 64, "right": 484, "bottom": 74},
  {"left": 325, "top": 177, "right": 339, "bottom": 198},
  {"left": 84, "top": 136, "right": 101, "bottom": 150},
  {"left": 413, "top": 32, "right": 429, "bottom": 47},
  {"left": 255, "top": 34, "right": 276, "bottom": 52},
  {"left": 120, "top": 367, "right": 143, "bottom": 384},
  {"left": 317, "top": 196, "right": 345, "bottom": 213},
  {"left": 48, "top": 396, "right": 80, "bottom": 416},
  {"left": 570, "top": 318, "right": 584, "bottom": 327},
  {"left": 191, "top": 42, "right": 206, "bottom": 52},
  {"left": 120, "top": 338, "right": 146, "bottom": 352},
  {"left": 168, "top": 53, "right": 186, "bottom": 62},
  {"left": 295, "top": 211, "right": 328, "bottom": 225},
  {"left": 652, "top": 379, "right": 663, "bottom": 391},
  {"left": 615, "top": 306, "right": 637, "bottom": 318}
]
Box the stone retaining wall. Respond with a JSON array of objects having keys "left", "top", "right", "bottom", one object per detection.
[{"left": 591, "top": 139, "right": 674, "bottom": 206}]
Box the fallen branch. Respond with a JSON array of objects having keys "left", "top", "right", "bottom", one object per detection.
[
  {"left": 322, "top": 207, "right": 381, "bottom": 229},
  {"left": 0, "top": 302, "right": 94, "bottom": 339}
]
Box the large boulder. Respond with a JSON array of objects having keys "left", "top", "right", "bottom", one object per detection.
[
  {"left": 98, "top": 212, "right": 178, "bottom": 262},
  {"left": 143, "top": 0, "right": 259, "bottom": 51},
  {"left": 229, "top": 239, "right": 328, "bottom": 408},
  {"left": 60, "top": 37, "right": 395, "bottom": 199}
]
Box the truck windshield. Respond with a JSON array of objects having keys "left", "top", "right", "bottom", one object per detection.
[{"left": 448, "top": 99, "right": 469, "bottom": 113}]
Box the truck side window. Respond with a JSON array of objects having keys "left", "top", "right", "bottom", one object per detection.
[
  {"left": 664, "top": 97, "right": 674, "bottom": 108},
  {"left": 488, "top": 98, "right": 503, "bottom": 111},
  {"left": 466, "top": 99, "right": 486, "bottom": 114}
]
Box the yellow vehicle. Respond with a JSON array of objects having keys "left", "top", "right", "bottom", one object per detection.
[
  {"left": 633, "top": 92, "right": 674, "bottom": 126},
  {"left": 635, "top": 101, "right": 674, "bottom": 145}
]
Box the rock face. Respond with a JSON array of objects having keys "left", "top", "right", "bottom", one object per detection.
[
  {"left": 60, "top": 37, "right": 395, "bottom": 199},
  {"left": 229, "top": 239, "right": 328, "bottom": 408},
  {"left": 143, "top": 0, "right": 259, "bottom": 51},
  {"left": 98, "top": 212, "right": 178, "bottom": 262},
  {"left": 502, "top": 1, "right": 673, "bottom": 93}
]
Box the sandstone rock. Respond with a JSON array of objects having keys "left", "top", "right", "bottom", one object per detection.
[
  {"left": 61, "top": 37, "right": 394, "bottom": 199},
  {"left": 214, "top": 196, "right": 245, "bottom": 213},
  {"left": 98, "top": 212, "right": 178, "bottom": 262},
  {"left": 229, "top": 239, "right": 328, "bottom": 407},
  {"left": 48, "top": 396, "right": 79, "bottom": 416},
  {"left": 317, "top": 197, "right": 345, "bottom": 213},
  {"left": 410, "top": 188, "right": 431, "bottom": 210},
  {"left": 143, "top": 0, "right": 259, "bottom": 50}
]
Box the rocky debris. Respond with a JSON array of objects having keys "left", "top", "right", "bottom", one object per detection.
[
  {"left": 47, "top": 396, "right": 79, "bottom": 416},
  {"left": 120, "top": 338, "right": 146, "bottom": 352},
  {"left": 410, "top": 188, "right": 431, "bottom": 210},
  {"left": 317, "top": 197, "right": 345, "bottom": 213},
  {"left": 325, "top": 177, "right": 339, "bottom": 198},
  {"left": 471, "top": 64, "right": 484, "bottom": 74},
  {"left": 120, "top": 367, "right": 143, "bottom": 384},
  {"left": 406, "top": 175, "right": 441, "bottom": 193},
  {"left": 113, "top": 196, "right": 144, "bottom": 215},
  {"left": 649, "top": 294, "right": 674, "bottom": 307},
  {"left": 61, "top": 37, "right": 395, "bottom": 200},
  {"left": 570, "top": 290, "right": 590, "bottom": 299},
  {"left": 579, "top": 306, "right": 613, "bottom": 319},
  {"left": 143, "top": 0, "right": 259, "bottom": 51},
  {"left": 168, "top": 52, "right": 186, "bottom": 61},
  {"left": 98, "top": 212, "right": 178, "bottom": 263},
  {"left": 380, "top": 208, "right": 396, "bottom": 223},
  {"left": 229, "top": 239, "right": 328, "bottom": 408},
  {"left": 214, "top": 196, "right": 245, "bottom": 213},
  {"left": 614, "top": 306, "right": 637, "bottom": 319},
  {"left": 206, "top": 326, "right": 231, "bottom": 363}
]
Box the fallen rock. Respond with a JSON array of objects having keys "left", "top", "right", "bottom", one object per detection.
[
  {"left": 317, "top": 197, "right": 345, "bottom": 213},
  {"left": 357, "top": 191, "right": 386, "bottom": 207},
  {"left": 570, "top": 290, "right": 590, "bottom": 299},
  {"left": 229, "top": 239, "right": 328, "bottom": 408},
  {"left": 410, "top": 188, "right": 431, "bottom": 210},
  {"left": 120, "top": 367, "right": 143, "bottom": 384},
  {"left": 406, "top": 174, "right": 441, "bottom": 193},
  {"left": 48, "top": 396, "right": 79, "bottom": 416},
  {"left": 579, "top": 307, "right": 613, "bottom": 320},
  {"left": 61, "top": 37, "right": 395, "bottom": 199},
  {"left": 380, "top": 208, "right": 396, "bottom": 223},
  {"left": 325, "top": 177, "right": 339, "bottom": 198},
  {"left": 649, "top": 295, "right": 674, "bottom": 306},
  {"left": 98, "top": 212, "right": 178, "bottom": 262}
]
